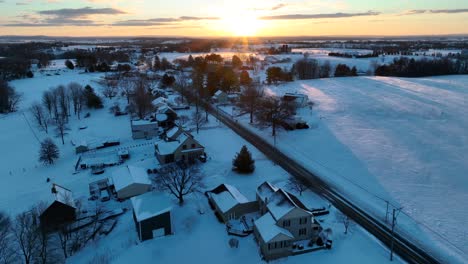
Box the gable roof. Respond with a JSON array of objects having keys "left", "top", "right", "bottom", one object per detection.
[
  {"left": 51, "top": 183, "right": 76, "bottom": 208},
  {"left": 256, "top": 181, "right": 279, "bottom": 201},
  {"left": 131, "top": 191, "right": 172, "bottom": 222},
  {"left": 112, "top": 166, "right": 151, "bottom": 192},
  {"left": 166, "top": 126, "right": 183, "bottom": 139},
  {"left": 254, "top": 212, "right": 293, "bottom": 243},
  {"left": 208, "top": 184, "right": 250, "bottom": 213},
  {"left": 156, "top": 133, "right": 203, "bottom": 156}
]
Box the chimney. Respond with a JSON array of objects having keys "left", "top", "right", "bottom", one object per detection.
[{"left": 51, "top": 185, "right": 57, "bottom": 194}]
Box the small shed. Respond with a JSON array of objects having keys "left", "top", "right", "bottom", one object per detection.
[
  {"left": 40, "top": 184, "right": 77, "bottom": 229},
  {"left": 131, "top": 192, "right": 173, "bottom": 241},
  {"left": 112, "top": 166, "right": 152, "bottom": 200},
  {"left": 212, "top": 90, "right": 229, "bottom": 104},
  {"left": 282, "top": 93, "right": 308, "bottom": 108}
]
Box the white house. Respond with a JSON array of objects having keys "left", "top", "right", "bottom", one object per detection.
[
  {"left": 131, "top": 119, "right": 159, "bottom": 140},
  {"left": 112, "top": 166, "right": 152, "bottom": 200}
]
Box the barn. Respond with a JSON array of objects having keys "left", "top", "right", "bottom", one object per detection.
[
  {"left": 131, "top": 192, "right": 173, "bottom": 241},
  {"left": 40, "top": 184, "right": 77, "bottom": 229},
  {"left": 112, "top": 166, "right": 152, "bottom": 200}
]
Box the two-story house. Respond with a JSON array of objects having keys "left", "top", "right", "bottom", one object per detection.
[
  {"left": 253, "top": 181, "right": 322, "bottom": 260},
  {"left": 154, "top": 132, "right": 205, "bottom": 165}
]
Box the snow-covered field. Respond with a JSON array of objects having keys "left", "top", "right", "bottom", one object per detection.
[
  {"left": 228, "top": 75, "right": 468, "bottom": 261},
  {"left": 0, "top": 61, "right": 405, "bottom": 263}
]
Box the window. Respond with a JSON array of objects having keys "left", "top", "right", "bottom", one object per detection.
[
  {"left": 300, "top": 217, "right": 308, "bottom": 225},
  {"left": 299, "top": 228, "right": 307, "bottom": 236},
  {"left": 191, "top": 144, "right": 196, "bottom": 148},
  {"left": 283, "top": 220, "right": 291, "bottom": 227},
  {"left": 182, "top": 145, "right": 187, "bottom": 150},
  {"left": 268, "top": 243, "right": 271, "bottom": 250}
]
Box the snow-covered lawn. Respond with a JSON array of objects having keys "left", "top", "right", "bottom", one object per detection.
[
  {"left": 227, "top": 75, "right": 468, "bottom": 261},
  {"left": 1, "top": 65, "right": 404, "bottom": 263},
  {"left": 68, "top": 123, "right": 403, "bottom": 264}
]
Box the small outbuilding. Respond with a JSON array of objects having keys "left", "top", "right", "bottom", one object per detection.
[
  {"left": 112, "top": 166, "right": 152, "bottom": 200},
  {"left": 40, "top": 184, "right": 77, "bottom": 229},
  {"left": 212, "top": 90, "right": 229, "bottom": 104},
  {"left": 131, "top": 119, "right": 159, "bottom": 139},
  {"left": 131, "top": 192, "right": 173, "bottom": 241}
]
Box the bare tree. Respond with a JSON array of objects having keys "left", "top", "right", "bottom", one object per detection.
[
  {"left": 30, "top": 102, "right": 48, "bottom": 134},
  {"left": 42, "top": 90, "right": 54, "bottom": 118},
  {"left": 239, "top": 82, "right": 263, "bottom": 124},
  {"left": 39, "top": 138, "right": 60, "bottom": 165},
  {"left": 155, "top": 165, "right": 204, "bottom": 205},
  {"left": 191, "top": 110, "right": 206, "bottom": 134},
  {"left": 55, "top": 85, "right": 70, "bottom": 122},
  {"left": 131, "top": 77, "right": 153, "bottom": 119},
  {"left": 102, "top": 74, "right": 118, "bottom": 99},
  {"left": 119, "top": 77, "right": 134, "bottom": 104},
  {"left": 256, "top": 96, "right": 296, "bottom": 136},
  {"left": 68, "top": 82, "right": 84, "bottom": 119},
  {"left": 56, "top": 225, "right": 70, "bottom": 259},
  {"left": 174, "top": 73, "right": 190, "bottom": 104},
  {"left": 176, "top": 115, "right": 190, "bottom": 127},
  {"left": 286, "top": 177, "right": 308, "bottom": 196},
  {"left": 32, "top": 203, "right": 53, "bottom": 264},
  {"left": 0, "top": 211, "right": 14, "bottom": 264},
  {"left": 56, "top": 114, "right": 68, "bottom": 145},
  {"left": 12, "top": 211, "right": 40, "bottom": 264}
]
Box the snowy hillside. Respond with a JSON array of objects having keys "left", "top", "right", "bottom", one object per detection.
[{"left": 260, "top": 75, "right": 468, "bottom": 256}]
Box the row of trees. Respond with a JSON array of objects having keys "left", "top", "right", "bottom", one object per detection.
[
  {"left": 30, "top": 83, "right": 102, "bottom": 144},
  {"left": 0, "top": 57, "right": 32, "bottom": 80},
  {"left": 375, "top": 57, "right": 468, "bottom": 77},
  {"left": 0, "top": 200, "right": 108, "bottom": 264},
  {"left": 0, "top": 80, "right": 22, "bottom": 113}
]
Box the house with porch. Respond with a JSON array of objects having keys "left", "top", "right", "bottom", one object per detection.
[
  {"left": 253, "top": 181, "right": 322, "bottom": 260},
  {"left": 154, "top": 133, "right": 205, "bottom": 165}
]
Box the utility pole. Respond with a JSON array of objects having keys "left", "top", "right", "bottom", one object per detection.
[
  {"left": 385, "top": 200, "right": 389, "bottom": 223},
  {"left": 390, "top": 207, "right": 403, "bottom": 261}
]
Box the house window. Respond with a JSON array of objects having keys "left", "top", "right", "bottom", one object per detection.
[
  {"left": 299, "top": 228, "right": 307, "bottom": 236},
  {"left": 182, "top": 145, "right": 187, "bottom": 150},
  {"left": 268, "top": 243, "right": 271, "bottom": 250},
  {"left": 282, "top": 220, "right": 291, "bottom": 227},
  {"left": 191, "top": 144, "right": 195, "bottom": 148},
  {"left": 300, "top": 217, "right": 308, "bottom": 225}
]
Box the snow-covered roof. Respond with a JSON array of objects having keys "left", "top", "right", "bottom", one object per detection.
[
  {"left": 256, "top": 181, "right": 279, "bottom": 201},
  {"left": 166, "top": 126, "right": 182, "bottom": 139},
  {"left": 112, "top": 166, "right": 151, "bottom": 192},
  {"left": 156, "top": 114, "right": 168, "bottom": 122},
  {"left": 214, "top": 90, "right": 224, "bottom": 97},
  {"left": 266, "top": 189, "right": 298, "bottom": 221},
  {"left": 209, "top": 184, "right": 249, "bottom": 213},
  {"left": 131, "top": 119, "right": 158, "bottom": 126},
  {"left": 51, "top": 184, "right": 76, "bottom": 208},
  {"left": 254, "top": 213, "right": 293, "bottom": 243},
  {"left": 156, "top": 134, "right": 194, "bottom": 155},
  {"left": 131, "top": 192, "right": 172, "bottom": 222},
  {"left": 152, "top": 97, "right": 168, "bottom": 107}
]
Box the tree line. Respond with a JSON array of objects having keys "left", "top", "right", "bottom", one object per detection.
[{"left": 375, "top": 57, "right": 468, "bottom": 77}]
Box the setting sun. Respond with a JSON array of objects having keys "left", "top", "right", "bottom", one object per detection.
[{"left": 220, "top": 13, "right": 265, "bottom": 36}]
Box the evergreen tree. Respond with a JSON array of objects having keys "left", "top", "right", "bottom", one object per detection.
[
  {"left": 232, "top": 145, "right": 255, "bottom": 173},
  {"left": 65, "top": 60, "right": 74, "bottom": 70},
  {"left": 239, "top": 70, "right": 252, "bottom": 86},
  {"left": 84, "top": 85, "right": 103, "bottom": 109},
  {"left": 39, "top": 138, "right": 59, "bottom": 165},
  {"left": 232, "top": 55, "right": 243, "bottom": 68}
]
